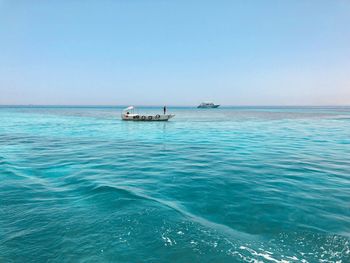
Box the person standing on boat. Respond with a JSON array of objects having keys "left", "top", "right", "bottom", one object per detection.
[{"left": 163, "top": 106, "right": 167, "bottom": 115}]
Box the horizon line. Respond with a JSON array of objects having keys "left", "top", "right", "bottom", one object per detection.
[{"left": 1, "top": 104, "right": 350, "bottom": 108}]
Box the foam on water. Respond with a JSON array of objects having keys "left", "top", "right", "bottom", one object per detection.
[{"left": 0, "top": 106, "right": 349, "bottom": 262}]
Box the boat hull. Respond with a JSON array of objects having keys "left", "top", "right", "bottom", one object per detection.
[
  {"left": 122, "top": 114, "right": 175, "bottom": 121},
  {"left": 197, "top": 105, "right": 220, "bottom": 108}
]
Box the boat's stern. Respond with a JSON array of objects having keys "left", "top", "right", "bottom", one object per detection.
[{"left": 121, "top": 113, "right": 139, "bottom": 120}]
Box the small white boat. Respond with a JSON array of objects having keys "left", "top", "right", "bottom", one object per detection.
[
  {"left": 197, "top": 102, "right": 220, "bottom": 108},
  {"left": 121, "top": 106, "right": 175, "bottom": 121}
]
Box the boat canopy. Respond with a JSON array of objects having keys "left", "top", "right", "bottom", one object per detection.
[
  {"left": 200, "top": 102, "right": 214, "bottom": 105},
  {"left": 123, "top": 106, "right": 134, "bottom": 112}
]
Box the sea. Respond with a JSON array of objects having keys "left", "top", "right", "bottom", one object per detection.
[{"left": 0, "top": 106, "right": 349, "bottom": 263}]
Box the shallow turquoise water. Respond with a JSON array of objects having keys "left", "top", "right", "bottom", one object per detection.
[{"left": 0, "top": 106, "right": 349, "bottom": 262}]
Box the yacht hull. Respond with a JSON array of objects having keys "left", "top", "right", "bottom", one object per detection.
[{"left": 197, "top": 105, "right": 220, "bottom": 108}]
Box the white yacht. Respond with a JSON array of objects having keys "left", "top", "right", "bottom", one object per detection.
[{"left": 197, "top": 102, "right": 220, "bottom": 108}]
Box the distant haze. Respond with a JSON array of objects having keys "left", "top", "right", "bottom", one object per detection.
[{"left": 0, "top": 0, "right": 350, "bottom": 106}]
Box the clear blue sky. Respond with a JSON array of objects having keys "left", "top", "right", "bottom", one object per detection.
[{"left": 0, "top": 0, "right": 349, "bottom": 106}]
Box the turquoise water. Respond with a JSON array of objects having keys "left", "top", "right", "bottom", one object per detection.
[{"left": 1, "top": 106, "right": 349, "bottom": 262}]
